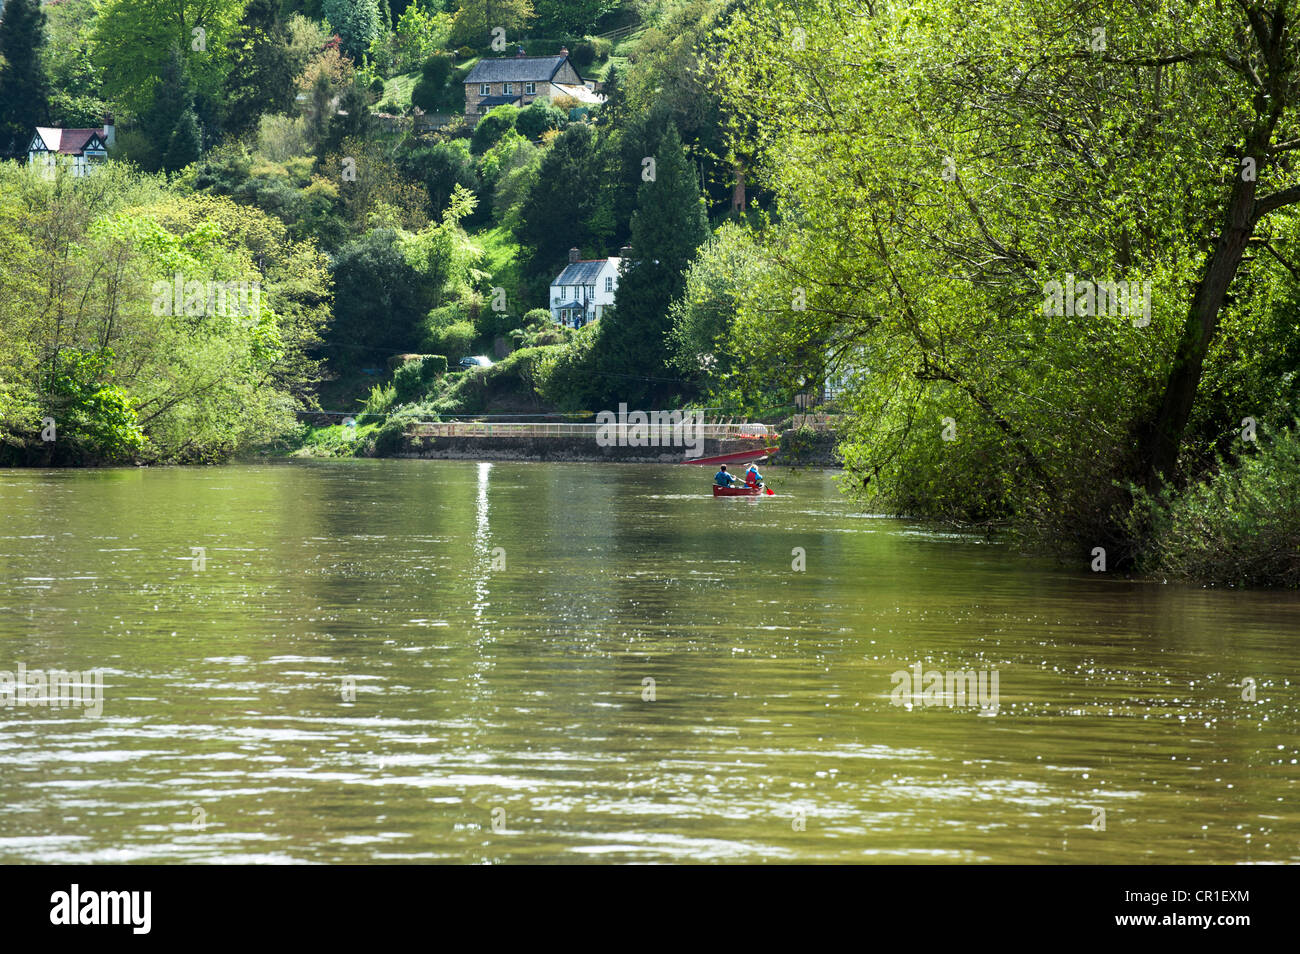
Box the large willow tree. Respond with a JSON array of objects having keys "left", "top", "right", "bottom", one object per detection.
[{"left": 709, "top": 0, "right": 1300, "bottom": 554}]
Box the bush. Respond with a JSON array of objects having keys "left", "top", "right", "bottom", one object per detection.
[
  {"left": 516, "top": 99, "right": 566, "bottom": 139},
  {"left": 470, "top": 105, "right": 519, "bottom": 154},
  {"left": 399, "top": 140, "right": 479, "bottom": 213},
  {"left": 424, "top": 319, "right": 477, "bottom": 357},
  {"left": 422, "top": 53, "right": 453, "bottom": 88},
  {"left": 570, "top": 41, "right": 596, "bottom": 69},
  {"left": 456, "top": 46, "right": 475, "bottom": 60},
  {"left": 1134, "top": 421, "right": 1300, "bottom": 588},
  {"left": 392, "top": 354, "right": 448, "bottom": 402},
  {"left": 332, "top": 229, "right": 432, "bottom": 356},
  {"left": 358, "top": 381, "right": 397, "bottom": 423}
]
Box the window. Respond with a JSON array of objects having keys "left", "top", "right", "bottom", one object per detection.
[
  {"left": 604, "top": 277, "right": 613, "bottom": 292},
  {"left": 524, "top": 82, "right": 537, "bottom": 95},
  {"left": 480, "top": 84, "right": 491, "bottom": 95},
  {"left": 503, "top": 83, "right": 513, "bottom": 95}
]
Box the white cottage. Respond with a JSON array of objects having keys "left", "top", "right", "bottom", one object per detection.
[
  {"left": 28, "top": 122, "right": 114, "bottom": 177},
  {"left": 549, "top": 247, "right": 628, "bottom": 328}
]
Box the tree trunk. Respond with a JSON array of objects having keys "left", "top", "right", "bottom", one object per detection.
[{"left": 1139, "top": 167, "right": 1258, "bottom": 489}]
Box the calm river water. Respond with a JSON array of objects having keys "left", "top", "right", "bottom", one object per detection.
[{"left": 0, "top": 461, "right": 1296, "bottom": 863}]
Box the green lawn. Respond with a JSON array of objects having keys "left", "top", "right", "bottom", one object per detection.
[{"left": 378, "top": 71, "right": 420, "bottom": 112}]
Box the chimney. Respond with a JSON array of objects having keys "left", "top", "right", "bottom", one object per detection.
[
  {"left": 569, "top": 247, "right": 580, "bottom": 264},
  {"left": 102, "top": 114, "right": 115, "bottom": 149},
  {"left": 618, "top": 246, "right": 632, "bottom": 259}
]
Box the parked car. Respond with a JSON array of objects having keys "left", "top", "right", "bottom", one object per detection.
[{"left": 457, "top": 355, "right": 493, "bottom": 370}]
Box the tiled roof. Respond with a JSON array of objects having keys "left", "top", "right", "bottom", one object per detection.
[
  {"left": 551, "top": 259, "right": 617, "bottom": 286},
  {"left": 32, "top": 127, "right": 107, "bottom": 155},
  {"left": 465, "top": 55, "right": 573, "bottom": 84},
  {"left": 477, "top": 94, "right": 522, "bottom": 109}
]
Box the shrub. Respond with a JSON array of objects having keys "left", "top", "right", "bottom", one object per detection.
[
  {"left": 411, "top": 53, "right": 456, "bottom": 113},
  {"left": 424, "top": 319, "right": 477, "bottom": 357},
  {"left": 1134, "top": 421, "right": 1300, "bottom": 588},
  {"left": 470, "top": 105, "right": 519, "bottom": 154},
  {"left": 570, "top": 41, "right": 596, "bottom": 69},
  {"left": 515, "top": 99, "right": 566, "bottom": 139},
  {"left": 456, "top": 46, "right": 475, "bottom": 60},
  {"left": 358, "top": 381, "right": 396, "bottom": 423}
]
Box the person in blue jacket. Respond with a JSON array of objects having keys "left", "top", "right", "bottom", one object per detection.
[{"left": 714, "top": 465, "right": 736, "bottom": 487}]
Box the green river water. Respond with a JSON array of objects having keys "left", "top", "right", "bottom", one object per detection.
[{"left": 0, "top": 460, "right": 1296, "bottom": 863}]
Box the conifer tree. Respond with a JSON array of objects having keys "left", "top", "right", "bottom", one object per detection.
[{"left": 0, "top": 0, "right": 50, "bottom": 158}]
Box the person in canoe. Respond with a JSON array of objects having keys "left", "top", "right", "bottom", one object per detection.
[
  {"left": 714, "top": 465, "right": 737, "bottom": 487},
  {"left": 744, "top": 464, "right": 764, "bottom": 489}
]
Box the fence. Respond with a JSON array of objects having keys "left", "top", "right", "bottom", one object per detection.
[{"left": 407, "top": 421, "right": 777, "bottom": 440}]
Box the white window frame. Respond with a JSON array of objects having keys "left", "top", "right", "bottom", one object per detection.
[
  {"left": 480, "top": 84, "right": 491, "bottom": 96},
  {"left": 524, "top": 82, "right": 537, "bottom": 95},
  {"left": 503, "top": 82, "right": 513, "bottom": 95},
  {"left": 604, "top": 277, "right": 613, "bottom": 292}
]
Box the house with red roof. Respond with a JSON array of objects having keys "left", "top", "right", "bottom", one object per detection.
[{"left": 27, "top": 120, "right": 114, "bottom": 177}]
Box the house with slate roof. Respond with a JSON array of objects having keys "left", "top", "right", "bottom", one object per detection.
[
  {"left": 463, "top": 48, "right": 602, "bottom": 123},
  {"left": 27, "top": 121, "right": 114, "bottom": 177},
  {"left": 549, "top": 247, "right": 630, "bottom": 328}
]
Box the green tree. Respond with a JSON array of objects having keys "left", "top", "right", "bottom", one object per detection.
[
  {"left": 712, "top": 0, "right": 1300, "bottom": 560},
  {"left": 224, "top": 0, "right": 296, "bottom": 137},
  {"left": 0, "top": 0, "right": 49, "bottom": 158},
  {"left": 449, "top": 0, "right": 533, "bottom": 49},
  {"left": 532, "top": 0, "right": 617, "bottom": 37},
  {"left": 163, "top": 107, "right": 203, "bottom": 171},
  {"left": 514, "top": 121, "right": 603, "bottom": 283},
  {"left": 410, "top": 53, "right": 453, "bottom": 111},
  {"left": 515, "top": 98, "right": 564, "bottom": 139},
  {"left": 592, "top": 124, "right": 707, "bottom": 406},
  {"left": 470, "top": 103, "right": 517, "bottom": 154},
  {"left": 331, "top": 228, "right": 432, "bottom": 358},
  {"left": 323, "top": 0, "right": 383, "bottom": 61},
  {"left": 92, "top": 0, "right": 246, "bottom": 120},
  {"left": 133, "top": 49, "right": 201, "bottom": 173},
  {"left": 400, "top": 138, "right": 480, "bottom": 215}
]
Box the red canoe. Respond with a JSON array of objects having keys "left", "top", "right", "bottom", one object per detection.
[
  {"left": 685, "top": 446, "right": 781, "bottom": 467},
  {"left": 712, "top": 484, "right": 768, "bottom": 496}
]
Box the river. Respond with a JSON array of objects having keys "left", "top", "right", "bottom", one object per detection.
[{"left": 0, "top": 460, "right": 1296, "bottom": 863}]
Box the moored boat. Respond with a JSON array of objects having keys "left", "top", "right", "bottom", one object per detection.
[{"left": 685, "top": 446, "right": 780, "bottom": 467}]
